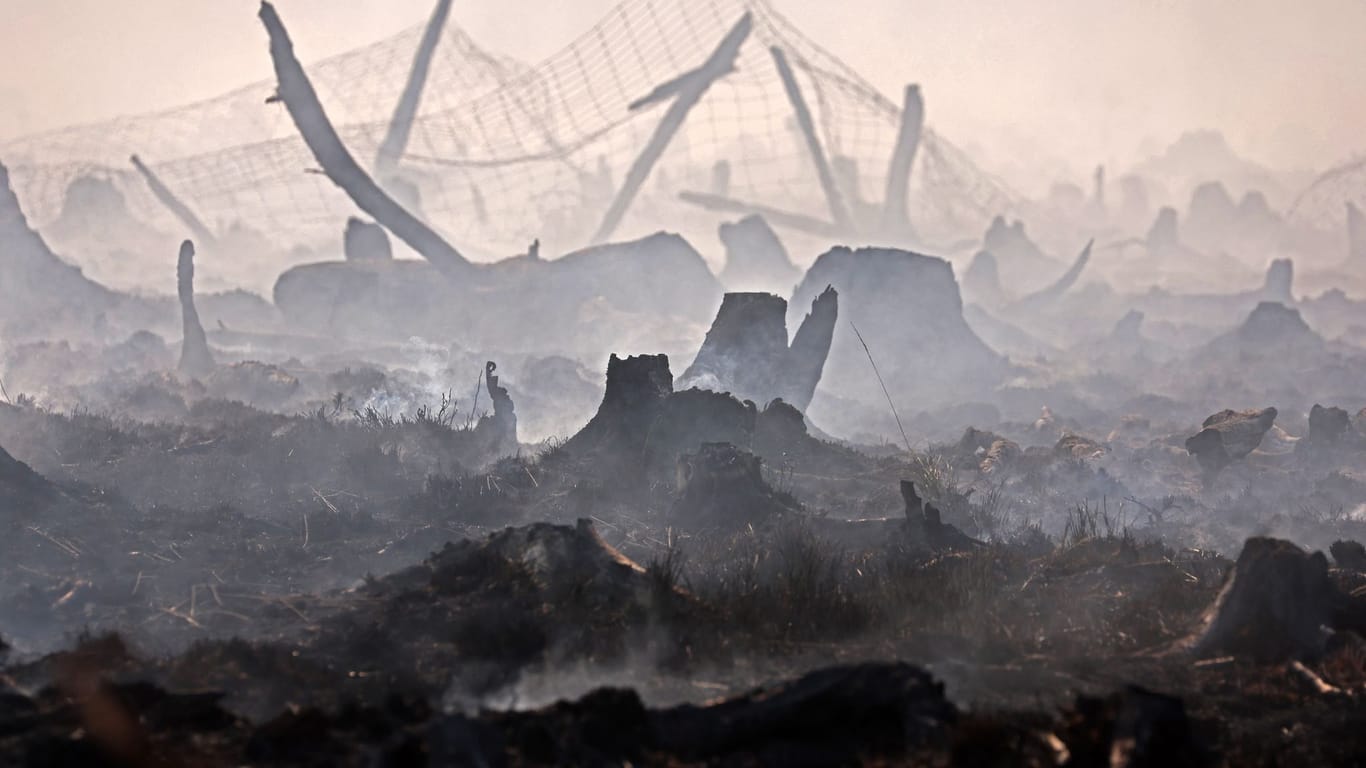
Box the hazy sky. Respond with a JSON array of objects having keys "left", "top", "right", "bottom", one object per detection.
[{"left": 3, "top": 0, "right": 1364, "bottom": 181}]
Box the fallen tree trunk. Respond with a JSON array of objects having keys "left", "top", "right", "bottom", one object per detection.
[{"left": 259, "top": 2, "right": 474, "bottom": 281}]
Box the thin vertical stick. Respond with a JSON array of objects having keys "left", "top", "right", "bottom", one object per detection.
[
  {"left": 849, "top": 321, "right": 912, "bottom": 454},
  {"left": 465, "top": 368, "right": 484, "bottom": 429}
]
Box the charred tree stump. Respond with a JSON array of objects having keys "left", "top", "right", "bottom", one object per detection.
[
  {"left": 1330, "top": 540, "right": 1366, "bottom": 572},
  {"left": 678, "top": 288, "right": 836, "bottom": 413},
  {"left": 343, "top": 218, "right": 393, "bottom": 262},
  {"left": 1189, "top": 537, "right": 1336, "bottom": 662},
  {"left": 176, "top": 240, "right": 215, "bottom": 379},
  {"left": 717, "top": 215, "right": 800, "bottom": 293},
  {"left": 782, "top": 285, "right": 838, "bottom": 412},
  {"left": 900, "top": 480, "right": 980, "bottom": 551},
  {"left": 474, "top": 361, "right": 518, "bottom": 457},
  {"left": 671, "top": 442, "right": 795, "bottom": 528}
]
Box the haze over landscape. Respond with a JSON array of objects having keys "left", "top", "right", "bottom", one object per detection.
[
  {"left": 4, "top": 1, "right": 1366, "bottom": 764},
  {"left": 6, "top": 0, "right": 1366, "bottom": 188}
]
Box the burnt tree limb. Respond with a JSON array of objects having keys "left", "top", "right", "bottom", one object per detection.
[
  {"left": 770, "top": 46, "right": 853, "bottom": 234},
  {"left": 1012, "top": 239, "right": 1093, "bottom": 312},
  {"left": 593, "top": 13, "right": 751, "bottom": 244},
  {"left": 879, "top": 84, "right": 923, "bottom": 238},
  {"left": 375, "top": 0, "right": 452, "bottom": 178},
  {"left": 130, "top": 155, "right": 218, "bottom": 249},
  {"left": 259, "top": 1, "right": 474, "bottom": 280}
]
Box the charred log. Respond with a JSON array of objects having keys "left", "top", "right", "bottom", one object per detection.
[
  {"left": 653, "top": 663, "right": 955, "bottom": 762},
  {"left": 1184, "top": 407, "right": 1276, "bottom": 478}
]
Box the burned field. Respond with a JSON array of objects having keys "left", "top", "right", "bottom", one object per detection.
[
  {"left": 7, "top": 1, "right": 1366, "bottom": 766},
  {"left": 5, "top": 342, "right": 1366, "bottom": 766}
]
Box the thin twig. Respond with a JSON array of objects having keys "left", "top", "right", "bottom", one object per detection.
[
  {"left": 849, "top": 321, "right": 912, "bottom": 454},
  {"left": 310, "top": 486, "right": 340, "bottom": 515},
  {"left": 27, "top": 527, "right": 81, "bottom": 558},
  {"left": 465, "top": 367, "right": 484, "bottom": 429}
]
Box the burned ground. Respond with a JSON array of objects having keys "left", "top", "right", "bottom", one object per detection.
[
  {"left": 3, "top": 342, "right": 1366, "bottom": 764},
  {"left": 5, "top": 3, "right": 1366, "bottom": 764}
]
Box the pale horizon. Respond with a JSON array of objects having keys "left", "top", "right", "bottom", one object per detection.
[{"left": 3, "top": 0, "right": 1364, "bottom": 192}]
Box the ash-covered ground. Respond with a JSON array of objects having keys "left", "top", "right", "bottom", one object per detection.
[{"left": 6, "top": 3, "right": 1366, "bottom": 766}]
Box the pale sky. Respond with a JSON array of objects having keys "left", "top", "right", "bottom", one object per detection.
[{"left": 2, "top": 0, "right": 1364, "bottom": 181}]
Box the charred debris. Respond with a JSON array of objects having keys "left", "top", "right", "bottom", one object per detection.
[{"left": 4, "top": 1, "right": 1366, "bottom": 766}]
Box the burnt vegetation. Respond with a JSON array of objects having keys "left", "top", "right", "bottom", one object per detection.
[{"left": 4, "top": 1, "right": 1366, "bottom": 765}]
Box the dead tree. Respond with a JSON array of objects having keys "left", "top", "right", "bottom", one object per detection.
[
  {"left": 770, "top": 46, "right": 853, "bottom": 233},
  {"left": 129, "top": 155, "right": 218, "bottom": 249},
  {"left": 879, "top": 84, "right": 923, "bottom": 238},
  {"left": 375, "top": 0, "right": 452, "bottom": 178},
  {"left": 176, "top": 240, "right": 215, "bottom": 379},
  {"left": 680, "top": 80, "right": 928, "bottom": 246},
  {"left": 259, "top": 2, "right": 473, "bottom": 280},
  {"left": 592, "top": 13, "right": 752, "bottom": 244},
  {"left": 1349, "top": 202, "right": 1366, "bottom": 265}
]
